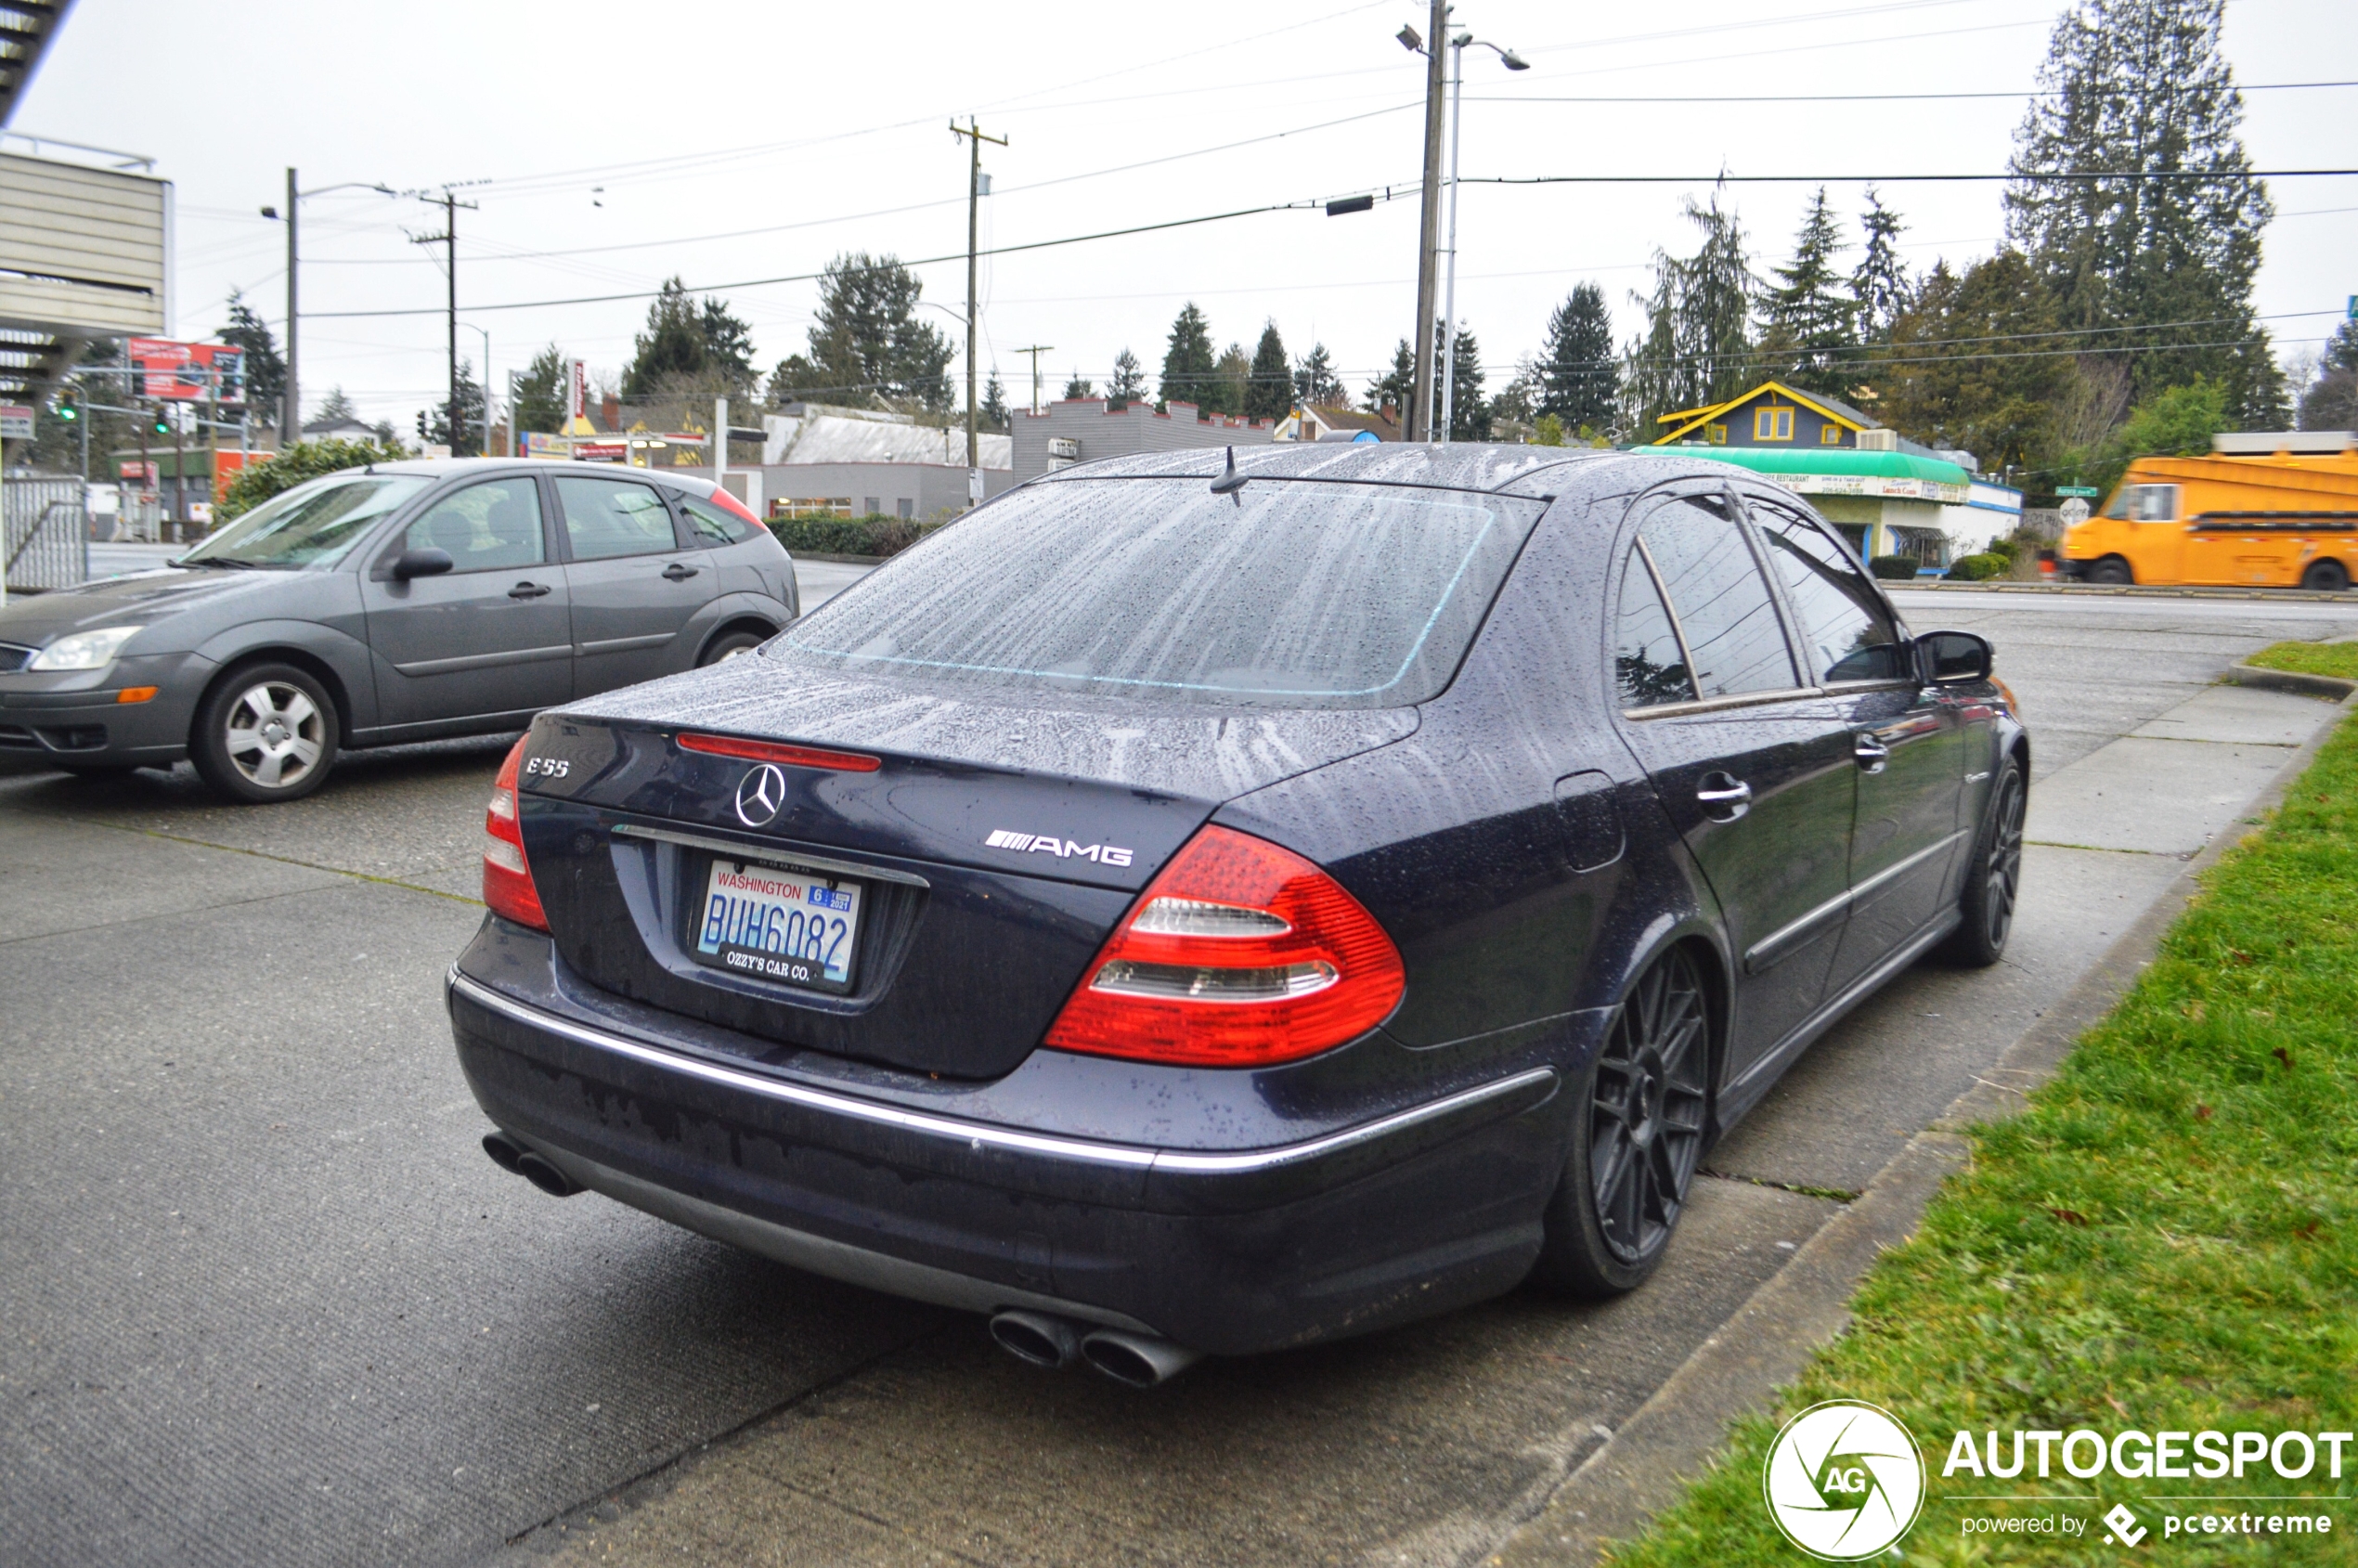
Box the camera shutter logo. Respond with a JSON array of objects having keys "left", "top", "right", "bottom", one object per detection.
[
  {"left": 734, "top": 764, "right": 788, "bottom": 827},
  {"left": 1762, "top": 1400, "right": 1925, "bottom": 1560}
]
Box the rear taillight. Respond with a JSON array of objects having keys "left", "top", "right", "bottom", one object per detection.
[
  {"left": 1044, "top": 825, "right": 1404, "bottom": 1069},
  {"left": 484, "top": 737, "right": 549, "bottom": 931},
  {"left": 707, "top": 485, "right": 763, "bottom": 527}
]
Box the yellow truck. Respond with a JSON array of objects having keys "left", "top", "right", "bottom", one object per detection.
[{"left": 2058, "top": 432, "right": 2358, "bottom": 590}]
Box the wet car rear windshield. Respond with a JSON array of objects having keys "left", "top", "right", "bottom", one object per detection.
[
  {"left": 182, "top": 473, "right": 430, "bottom": 568},
  {"left": 771, "top": 477, "right": 1545, "bottom": 709}
]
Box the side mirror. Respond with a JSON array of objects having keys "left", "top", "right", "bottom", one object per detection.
[
  {"left": 1917, "top": 630, "right": 1992, "bottom": 685},
  {"left": 391, "top": 547, "right": 454, "bottom": 581}
]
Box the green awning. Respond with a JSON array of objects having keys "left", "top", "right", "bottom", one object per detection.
[{"left": 1638, "top": 444, "right": 1972, "bottom": 488}]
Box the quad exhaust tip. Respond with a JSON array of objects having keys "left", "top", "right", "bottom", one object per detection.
[
  {"left": 988, "top": 1311, "right": 1200, "bottom": 1386},
  {"left": 482, "top": 1130, "right": 583, "bottom": 1197}
]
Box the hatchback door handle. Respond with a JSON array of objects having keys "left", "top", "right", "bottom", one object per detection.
[
  {"left": 662, "top": 562, "right": 700, "bottom": 581},
  {"left": 508, "top": 581, "right": 551, "bottom": 599},
  {"left": 1696, "top": 771, "right": 1753, "bottom": 821},
  {"left": 1854, "top": 734, "right": 1891, "bottom": 773}
]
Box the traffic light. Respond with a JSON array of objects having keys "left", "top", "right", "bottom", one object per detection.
[
  {"left": 152, "top": 408, "right": 171, "bottom": 435},
  {"left": 56, "top": 396, "right": 76, "bottom": 422}
]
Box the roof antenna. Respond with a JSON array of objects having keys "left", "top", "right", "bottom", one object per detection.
[{"left": 1209, "top": 445, "right": 1247, "bottom": 504}]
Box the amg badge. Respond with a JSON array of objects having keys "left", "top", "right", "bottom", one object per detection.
[{"left": 985, "top": 828, "right": 1134, "bottom": 866}]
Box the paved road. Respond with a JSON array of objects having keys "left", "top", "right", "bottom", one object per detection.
[{"left": 0, "top": 586, "right": 2351, "bottom": 1568}]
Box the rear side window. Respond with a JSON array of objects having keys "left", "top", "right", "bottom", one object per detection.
[
  {"left": 771, "top": 478, "right": 1547, "bottom": 709},
  {"left": 1637, "top": 499, "right": 1797, "bottom": 698},
  {"left": 404, "top": 478, "right": 544, "bottom": 571},
  {"left": 1614, "top": 550, "right": 1696, "bottom": 708},
  {"left": 678, "top": 491, "right": 759, "bottom": 545},
  {"left": 556, "top": 477, "right": 682, "bottom": 560},
  {"left": 1752, "top": 504, "right": 1907, "bottom": 683}
]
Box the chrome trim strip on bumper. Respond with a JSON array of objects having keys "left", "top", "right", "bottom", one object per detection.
[
  {"left": 609, "top": 822, "right": 932, "bottom": 888},
  {"left": 448, "top": 968, "right": 1555, "bottom": 1178}
]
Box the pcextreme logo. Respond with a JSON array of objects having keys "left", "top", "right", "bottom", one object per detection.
[{"left": 1762, "top": 1400, "right": 1927, "bottom": 1561}]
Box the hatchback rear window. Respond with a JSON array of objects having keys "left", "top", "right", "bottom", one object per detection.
[{"left": 769, "top": 478, "right": 1545, "bottom": 708}]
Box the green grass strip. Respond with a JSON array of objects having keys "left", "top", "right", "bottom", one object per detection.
[
  {"left": 1607, "top": 713, "right": 2358, "bottom": 1565},
  {"left": 2246, "top": 641, "right": 2358, "bottom": 681}
]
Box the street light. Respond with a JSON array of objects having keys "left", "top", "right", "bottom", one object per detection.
[
  {"left": 1438, "top": 32, "right": 1527, "bottom": 445},
  {"left": 259, "top": 175, "right": 396, "bottom": 447}
]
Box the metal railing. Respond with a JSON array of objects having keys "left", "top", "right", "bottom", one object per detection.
[{"left": 3, "top": 478, "right": 90, "bottom": 591}]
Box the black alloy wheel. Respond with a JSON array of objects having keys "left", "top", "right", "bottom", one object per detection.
[
  {"left": 1532, "top": 947, "right": 1711, "bottom": 1297},
  {"left": 2301, "top": 559, "right": 2350, "bottom": 593},
  {"left": 1941, "top": 759, "right": 2025, "bottom": 967},
  {"left": 2088, "top": 557, "right": 2133, "bottom": 586}
]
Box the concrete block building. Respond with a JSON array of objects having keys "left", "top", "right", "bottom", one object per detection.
[{"left": 1012, "top": 399, "right": 1273, "bottom": 482}]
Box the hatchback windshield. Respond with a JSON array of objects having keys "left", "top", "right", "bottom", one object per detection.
[
  {"left": 771, "top": 478, "right": 1545, "bottom": 708},
  {"left": 181, "top": 473, "right": 430, "bottom": 568}
]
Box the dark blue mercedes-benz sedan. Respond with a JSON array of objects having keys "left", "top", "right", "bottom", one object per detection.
[{"left": 446, "top": 443, "right": 2027, "bottom": 1385}]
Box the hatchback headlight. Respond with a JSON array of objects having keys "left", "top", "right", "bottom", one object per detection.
[{"left": 29, "top": 626, "right": 144, "bottom": 670}]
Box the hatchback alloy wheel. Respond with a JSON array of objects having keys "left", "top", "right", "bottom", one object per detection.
[{"left": 223, "top": 680, "right": 326, "bottom": 790}]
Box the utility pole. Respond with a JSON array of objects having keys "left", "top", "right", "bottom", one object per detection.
[
  {"left": 283, "top": 167, "right": 298, "bottom": 446},
  {"left": 1408, "top": 0, "right": 1448, "bottom": 443},
  {"left": 950, "top": 119, "right": 1005, "bottom": 507},
  {"left": 409, "top": 190, "right": 477, "bottom": 455},
  {"left": 1014, "top": 344, "right": 1054, "bottom": 414}
]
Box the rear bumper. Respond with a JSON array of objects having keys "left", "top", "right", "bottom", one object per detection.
[{"left": 447, "top": 953, "right": 1574, "bottom": 1355}]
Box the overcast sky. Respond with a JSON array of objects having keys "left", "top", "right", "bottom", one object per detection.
[{"left": 16, "top": 0, "right": 2354, "bottom": 430}]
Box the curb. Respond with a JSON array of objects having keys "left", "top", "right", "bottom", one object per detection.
[
  {"left": 2222, "top": 661, "right": 2357, "bottom": 701},
  {"left": 1485, "top": 691, "right": 2355, "bottom": 1567},
  {"left": 787, "top": 550, "right": 893, "bottom": 566},
  {"left": 1891, "top": 581, "right": 2355, "bottom": 602}
]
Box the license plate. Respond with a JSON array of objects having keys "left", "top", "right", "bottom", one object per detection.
[{"left": 691, "top": 857, "right": 863, "bottom": 992}]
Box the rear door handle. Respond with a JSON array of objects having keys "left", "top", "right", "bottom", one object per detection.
[
  {"left": 508, "top": 581, "right": 551, "bottom": 599},
  {"left": 1696, "top": 771, "right": 1753, "bottom": 821},
  {"left": 1854, "top": 734, "right": 1891, "bottom": 773},
  {"left": 662, "top": 562, "right": 700, "bottom": 581}
]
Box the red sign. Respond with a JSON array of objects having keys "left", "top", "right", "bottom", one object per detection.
[
  {"left": 128, "top": 338, "right": 248, "bottom": 405},
  {"left": 119, "top": 461, "right": 158, "bottom": 485},
  {"left": 214, "top": 448, "right": 258, "bottom": 501}
]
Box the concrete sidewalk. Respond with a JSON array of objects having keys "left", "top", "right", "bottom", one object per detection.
[{"left": 490, "top": 680, "right": 2352, "bottom": 1568}]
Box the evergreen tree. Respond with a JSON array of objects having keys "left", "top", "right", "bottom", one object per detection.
[
  {"left": 1063, "top": 373, "right": 1096, "bottom": 400},
  {"left": 1759, "top": 189, "right": 1859, "bottom": 395},
  {"left": 1159, "top": 304, "right": 1218, "bottom": 410},
  {"left": 769, "top": 253, "right": 952, "bottom": 409},
  {"left": 416, "top": 358, "right": 486, "bottom": 456},
  {"left": 1247, "top": 321, "right": 1292, "bottom": 422},
  {"left": 1622, "top": 188, "right": 1757, "bottom": 434},
  {"left": 698, "top": 298, "right": 758, "bottom": 395},
  {"left": 2003, "top": 0, "right": 2277, "bottom": 421},
  {"left": 1851, "top": 188, "right": 1911, "bottom": 345},
  {"left": 1445, "top": 325, "right": 1490, "bottom": 441},
  {"left": 313, "top": 386, "right": 359, "bottom": 424},
  {"left": 1108, "top": 348, "right": 1147, "bottom": 408},
  {"left": 1212, "top": 343, "right": 1251, "bottom": 418},
  {"left": 1536, "top": 282, "right": 1618, "bottom": 429},
  {"left": 1878, "top": 252, "right": 2073, "bottom": 476},
  {"left": 513, "top": 344, "right": 567, "bottom": 434},
  {"left": 215, "top": 291, "right": 286, "bottom": 427},
  {"left": 1366, "top": 338, "right": 1416, "bottom": 415},
  {"left": 981, "top": 372, "right": 1011, "bottom": 431},
  {"left": 2298, "top": 320, "right": 2358, "bottom": 432},
  {"left": 623, "top": 279, "right": 707, "bottom": 397},
  {"left": 1292, "top": 343, "right": 1345, "bottom": 406}
]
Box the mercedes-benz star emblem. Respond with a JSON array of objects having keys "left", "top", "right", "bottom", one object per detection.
[{"left": 733, "top": 764, "right": 787, "bottom": 827}]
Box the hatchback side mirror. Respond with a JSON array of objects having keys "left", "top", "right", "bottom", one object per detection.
[
  {"left": 391, "top": 547, "right": 454, "bottom": 580},
  {"left": 1917, "top": 630, "right": 1992, "bottom": 685}
]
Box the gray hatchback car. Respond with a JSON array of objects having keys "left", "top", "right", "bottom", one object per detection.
[{"left": 0, "top": 459, "right": 799, "bottom": 802}]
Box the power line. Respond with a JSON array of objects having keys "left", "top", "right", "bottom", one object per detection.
[
  {"left": 1466, "top": 79, "right": 2357, "bottom": 106},
  {"left": 1460, "top": 167, "right": 2353, "bottom": 186}
]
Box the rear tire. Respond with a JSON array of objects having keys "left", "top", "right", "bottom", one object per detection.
[
  {"left": 697, "top": 628, "right": 769, "bottom": 666},
  {"left": 2088, "top": 557, "right": 2132, "bottom": 586},
  {"left": 1939, "top": 758, "right": 2025, "bottom": 967},
  {"left": 189, "top": 663, "right": 339, "bottom": 804},
  {"left": 1532, "top": 948, "right": 1711, "bottom": 1298},
  {"left": 2300, "top": 559, "right": 2350, "bottom": 593}
]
